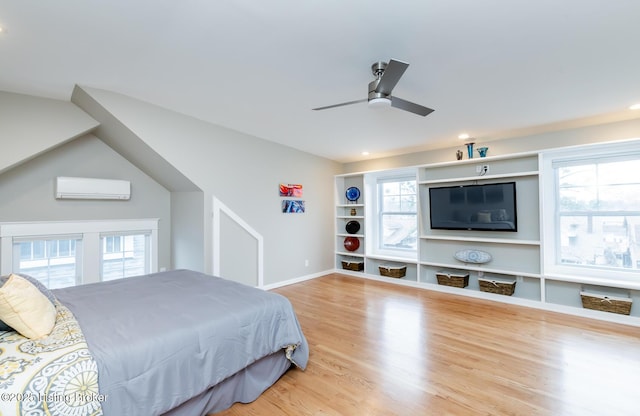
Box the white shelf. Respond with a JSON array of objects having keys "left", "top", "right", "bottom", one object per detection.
[
  {"left": 543, "top": 273, "right": 640, "bottom": 291},
  {"left": 337, "top": 204, "right": 364, "bottom": 208},
  {"left": 335, "top": 251, "right": 365, "bottom": 257},
  {"left": 337, "top": 233, "right": 364, "bottom": 238},
  {"left": 366, "top": 254, "right": 418, "bottom": 264},
  {"left": 420, "top": 261, "right": 542, "bottom": 279},
  {"left": 420, "top": 235, "right": 540, "bottom": 246},
  {"left": 337, "top": 215, "right": 364, "bottom": 219},
  {"left": 417, "top": 150, "right": 539, "bottom": 169},
  {"left": 419, "top": 170, "right": 538, "bottom": 185}
]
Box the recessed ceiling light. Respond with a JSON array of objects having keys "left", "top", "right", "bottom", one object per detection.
[
  {"left": 458, "top": 133, "right": 469, "bottom": 140},
  {"left": 361, "top": 151, "right": 370, "bottom": 156},
  {"left": 0, "top": 26, "right": 6, "bottom": 34},
  {"left": 630, "top": 103, "right": 640, "bottom": 110}
]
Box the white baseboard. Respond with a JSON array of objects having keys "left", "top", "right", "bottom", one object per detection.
[{"left": 261, "top": 269, "right": 332, "bottom": 291}]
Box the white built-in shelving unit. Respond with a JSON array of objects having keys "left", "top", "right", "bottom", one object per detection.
[{"left": 335, "top": 149, "right": 640, "bottom": 326}]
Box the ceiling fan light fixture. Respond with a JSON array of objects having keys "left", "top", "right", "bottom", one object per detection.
[
  {"left": 368, "top": 97, "right": 391, "bottom": 109},
  {"left": 313, "top": 59, "right": 434, "bottom": 116}
]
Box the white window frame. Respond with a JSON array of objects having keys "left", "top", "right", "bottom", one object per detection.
[
  {"left": 541, "top": 139, "right": 640, "bottom": 286},
  {"left": 100, "top": 231, "right": 152, "bottom": 281},
  {"left": 12, "top": 234, "right": 83, "bottom": 288},
  {"left": 0, "top": 219, "right": 158, "bottom": 286},
  {"left": 365, "top": 169, "right": 418, "bottom": 260}
]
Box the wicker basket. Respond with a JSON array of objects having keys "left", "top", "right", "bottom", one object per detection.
[
  {"left": 580, "top": 292, "right": 632, "bottom": 315},
  {"left": 436, "top": 271, "right": 469, "bottom": 288},
  {"left": 379, "top": 265, "right": 407, "bottom": 278},
  {"left": 479, "top": 277, "right": 516, "bottom": 296},
  {"left": 341, "top": 260, "right": 364, "bottom": 271}
]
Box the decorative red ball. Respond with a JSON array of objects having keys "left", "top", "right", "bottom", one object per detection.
[{"left": 343, "top": 237, "right": 360, "bottom": 252}]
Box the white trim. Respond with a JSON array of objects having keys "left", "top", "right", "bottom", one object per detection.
[
  {"left": 0, "top": 219, "right": 158, "bottom": 237},
  {"left": 262, "top": 269, "right": 330, "bottom": 291},
  {"left": 0, "top": 218, "right": 159, "bottom": 284},
  {"left": 365, "top": 169, "right": 419, "bottom": 259},
  {"left": 540, "top": 140, "right": 640, "bottom": 284},
  {"left": 212, "top": 196, "right": 264, "bottom": 287}
]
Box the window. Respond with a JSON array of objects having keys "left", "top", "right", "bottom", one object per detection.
[
  {"left": 367, "top": 172, "right": 418, "bottom": 256},
  {"left": 542, "top": 141, "right": 640, "bottom": 281},
  {"left": 379, "top": 178, "right": 418, "bottom": 251},
  {"left": 101, "top": 233, "right": 150, "bottom": 281},
  {"left": 14, "top": 236, "right": 82, "bottom": 289},
  {"left": 1, "top": 219, "right": 158, "bottom": 288},
  {"left": 104, "top": 235, "right": 122, "bottom": 254}
]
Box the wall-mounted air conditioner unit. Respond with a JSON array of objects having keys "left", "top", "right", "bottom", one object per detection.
[{"left": 55, "top": 177, "right": 131, "bottom": 200}]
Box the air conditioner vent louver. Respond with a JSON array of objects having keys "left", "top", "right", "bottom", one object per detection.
[{"left": 55, "top": 177, "right": 131, "bottom": 200}]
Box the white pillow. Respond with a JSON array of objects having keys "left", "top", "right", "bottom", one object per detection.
[{"left": 0, "top": 274, "right": 56, "bottom": 339}]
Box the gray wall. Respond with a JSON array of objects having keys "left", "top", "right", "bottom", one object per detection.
[
  {"left": 0, "top": 134, "right": 172, "bottom": 271},
  {"left": 72, "top": 87, "right": 341, "bottom": 285},
  {"left": 1, "top": 88, "right": 340, "bottom": 286},
  {"left": 170, "top": 191, "right": 204, "bottom": 271},
  {"left": 343, "top": 118, "right": 640, "bottom": 173}
]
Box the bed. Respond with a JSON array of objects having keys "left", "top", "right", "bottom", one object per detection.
[{"left": 0, "top": 269, "right": 309, "bottom": 415}]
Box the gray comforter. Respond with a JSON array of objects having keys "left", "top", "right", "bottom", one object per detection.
[{"left": 54, "top": 269, "right": 308, "bottom": 415}]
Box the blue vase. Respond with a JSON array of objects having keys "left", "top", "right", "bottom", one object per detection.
[
  {"left": 477, "top": 147, "right": 488, "bottom": 158},
  {"left": 465, "top": 142, "right": 474, "bottom": 159}
]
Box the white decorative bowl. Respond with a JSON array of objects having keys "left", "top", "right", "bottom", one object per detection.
[{"left": 454, "top": 249, "right": 492, "bottom": 264}]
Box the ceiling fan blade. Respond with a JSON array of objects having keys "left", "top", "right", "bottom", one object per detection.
[
  {"left": 312, "top": 98, "right": 367, "bottom": 111},
  {"left": 391, "top": 97, "right": 435, "bottom": 117},
  {"left": 375, "top": 59, "right": 409, "bottom": 95}
]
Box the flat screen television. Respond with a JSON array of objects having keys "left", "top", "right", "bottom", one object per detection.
[{"left": 429, "top": 182, "right": 517, "bottom": 231}]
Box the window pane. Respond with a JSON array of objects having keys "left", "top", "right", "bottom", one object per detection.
[
  {"left": 598, "top": 184, "right": 640, "bottom": 210},
  {"left": 383, "top": 195, "right": 400, "bottom": 211},
  {"left": 58, "top": 240, "right": 70, "bottom": 257},
  {"left": 559, "top": 160, "right": 640, "bottom": 212},
  {"left": 380, "top": 180, "right": 417, "bottom": 213},
  {"left": 32, "top": 241, "right": 45, "bottom": 259},
  {"left": 378, "top": 177, "right": 417, "bottom": 253},
  {"left": 382, "top": 182, "right": 400, "bottom": 195},
  {"left": 102, "top": 234, "right": 148, "bottom": 281},
  {"left": 556, "top": 156, "right": 640, "bottom": 273},
  {"left": 598, "top": 159, "right": 640, "bottom": 184},
  {"left": 401, "top": 195, "right": 417, "bottom": 211},
  {"left": 19, "top": 242, "right": 32, "bottom": 260},
  {"left": 46, "top": 240, "right": 57, "bottom": 258},
  {"left": 559, "top": 215, "right": 640, "bottom": 270},
  {"left": 381, "top": 214, "right": 417, "bottom": 250},
  {"left": 13, "top": 238, "right": 81, "bottom": 289}
]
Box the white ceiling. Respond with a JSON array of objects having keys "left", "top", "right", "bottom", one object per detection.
[{"left": 1, "top": 1, "right": 640, "bottom": 163}]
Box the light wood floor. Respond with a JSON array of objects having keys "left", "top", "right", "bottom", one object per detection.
[{"left": 216, "top": 273, "right": 640, "bottom": 415}]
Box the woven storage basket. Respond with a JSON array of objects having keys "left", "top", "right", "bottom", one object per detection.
[
  {"left": 341, "top": 260, "right": 364, "bottom": 271},
  {"left": 436, "top": 271, "right": 469, "bottom": 288},
  {"left": 379, "top": 265, "right": 406, "bottom": 278},
  {"left": 580, "top": 292, "right": 632, "bottom": 315},
  {"left": 479, "top": 277, "right": 516, "bottom": 296}
]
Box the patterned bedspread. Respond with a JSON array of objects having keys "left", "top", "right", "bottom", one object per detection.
[{"left": 0, "top": 302, "right": 104, "bottom": 416}]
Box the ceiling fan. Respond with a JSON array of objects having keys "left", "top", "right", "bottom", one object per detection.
[{"left": 312, "top": 59, "right": 434, "bottom": 117}]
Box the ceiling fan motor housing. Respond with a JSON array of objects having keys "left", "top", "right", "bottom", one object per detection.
[
  {"left": 368, "top": 79, "right": 389, "bottom": 101},
  {"left": 371, "top": 61, "right": 388, "bottom": 76},
  {"left": 368, "top": 61, "right": 390, "bottom": 101}
]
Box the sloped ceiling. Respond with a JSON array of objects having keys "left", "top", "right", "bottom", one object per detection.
[
  {"left": 1, "top": 1, "right": 639, "bottom": 163},
  {"left": 71, "top": 86, "right": 200, "bottom": 192},
  {"left": 0, "top": 91, "right": 99, "bottom": 174}
]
